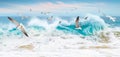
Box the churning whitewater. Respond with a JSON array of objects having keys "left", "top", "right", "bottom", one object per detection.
[{"left": 0, "top": 14, "right": 120, "bottom": 57}]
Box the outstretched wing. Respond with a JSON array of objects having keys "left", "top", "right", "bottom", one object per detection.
[
  {"left": 84, "top": 16, "right": 88, "bottom": 19},
  {"left": 8, "top": 17, "right": 29, "bottom": 37},
  {"left": 8, "top": 17, "right": 20, "bottom": 26},
  {"left": 75, "top": 16, "right": 79, "bottom": 28},
  {"left": 20, "top": 26, "right": 29, "bottom": 37}
]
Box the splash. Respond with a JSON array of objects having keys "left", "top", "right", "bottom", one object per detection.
[
  {"left": 0, "top": 14, "right": 119, "bottom": 41},
  {"left": 57, "top": 14, "right": 107, "bottom": 36},
  {"left": 0, "top": 14, "right": 120, "bottom": 57}
]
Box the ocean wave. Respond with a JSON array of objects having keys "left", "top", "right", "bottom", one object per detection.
[{"left": 0, "top": 14, "right": 120, "bottom": 43}]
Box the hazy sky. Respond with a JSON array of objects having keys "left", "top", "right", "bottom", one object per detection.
[{"left": 0, "top": 0, "right": 120, "bottom": 16}]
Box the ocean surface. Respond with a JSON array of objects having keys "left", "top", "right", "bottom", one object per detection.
[
  {"left": 0, "top": 14, "right": 120, "bottom": 37},
  {"left": 0, "top": 14, "right": 120, "bottom": 57}
]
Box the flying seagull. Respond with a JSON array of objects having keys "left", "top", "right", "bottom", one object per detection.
[
  {"left": 30, "top": 8, "right": 32, "bottom": 12},
  {"left": 84, "top": 16, "right": 88, "bottom": 20},
  {"left": 98, "top": 9, "right": 116, "bottom": 22},
  {"left": 106, "top": 15, "right": 116, "bottom": 22},
  {"left": 75, "top": 16, "right": 81, "bottom": 29},
  {"left": 102, "top": 13, "right": 116, "bottom": 22},
  {"left": 8, "top": 17, "right": 29, "bottom": 37}
]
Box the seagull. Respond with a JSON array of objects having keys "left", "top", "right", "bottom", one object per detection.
[
  {"left": 106, "top": 15, "right": 116, "bottom": 22},
  {"left": 30, "top": 8, "right": 32, "bottom": 12},
  {"left": 84, "top": 16, "right": 88, "bottom": 20},
  {"left": 59, "top": 21, "right": 61, "bottom": 24},
  {"left": 98, "top": 9, "right": 116, "bottom": 22},
  {"left": 8, "top": 17, "right": 29, "bottom": 37},
  {"left": 75, "top": 16, "right": 81, "bottom": 29},
  {"left": 48, "top": 16, "right": 53, "bottom": 21}
]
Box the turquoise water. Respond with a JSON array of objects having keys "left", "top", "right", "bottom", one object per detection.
[
  {"left": 0, "top": 14, "right": 119, "bottom": 37},
  {"left": 57, "top": 15, "right": 106, "bottom": 36}
]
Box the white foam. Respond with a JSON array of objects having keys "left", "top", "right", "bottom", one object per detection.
[{"left": 0, "top": 14, "right": 120, "bottom": 57}]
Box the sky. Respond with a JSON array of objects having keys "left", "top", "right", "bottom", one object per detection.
[{"left": 0, "top": 0, "right": 120, "bottom": 16}]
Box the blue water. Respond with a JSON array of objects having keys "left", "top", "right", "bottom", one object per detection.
[
  {"left": 57, "top": 15, "right": 106, "bottom": 36},
  {"left": 0, "top": 14, "right": 120, "bottom": 37}
]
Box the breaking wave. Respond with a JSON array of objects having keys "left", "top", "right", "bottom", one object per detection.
[{"left": 0, "top": 14, "right": 120, "bottom": 44}]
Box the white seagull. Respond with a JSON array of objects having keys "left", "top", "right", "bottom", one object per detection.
[
  {"left": 8, "top": 17, "right": 29, "bottom": 37},
  {"left": 98, "top": 9, "right": 116, "bottom": 22},
  {"left": 75, "top": 16, "right": 81, "bottom": 29},
  {"left": 106, "top": 15, "right": 116, "bottom": 22}
]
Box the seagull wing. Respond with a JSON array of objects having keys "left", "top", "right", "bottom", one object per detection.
[
  {"left": 75, "top": 16, "right": 79, "bottom": 28},
  {"left": 8, "top": 17, "right": 20, "bottom": 26},
  {"left": 20, "top": 26, "right": 29, "bottom": 37},
  {"left": 8, "top": 17, "right": 29, "bottom": 37},
  {"left": 84, "top": 16, "right": 88, "bottom": 19},
  {"left": 107, "top": 16, "right": 116, "bottom": 22}
]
